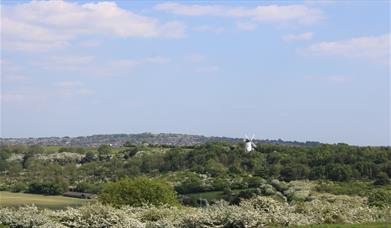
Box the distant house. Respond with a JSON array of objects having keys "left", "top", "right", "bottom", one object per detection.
[{"left": 63, "top": 191, "right": 96, "bottom": 199}]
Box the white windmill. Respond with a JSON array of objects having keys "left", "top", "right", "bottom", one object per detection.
[{"left": 244, "top": 135, "right": 257, "bottom": 152}]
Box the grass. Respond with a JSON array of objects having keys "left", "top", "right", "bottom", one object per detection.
[
  {"left": 186, "top": 188, "right": 257, "bottom": 201},
  {"left": 186, "top": 190, "right": 224, "bottom": 201},
  {"left": 314, "top": 181, "right": 391, "bottom": 198},
  {"left": 0, "top": 191, "right": 89, "bottom": 209},
  {"left": 43, "top": 145, "right": 62, "bottom": 153},
  {"left": 285, "top": 223, "right": 391, "bottom": 228}
]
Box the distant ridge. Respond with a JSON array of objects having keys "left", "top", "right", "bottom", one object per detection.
[{"left": 0, "top": 133, "right": 320, "bottom": 147}]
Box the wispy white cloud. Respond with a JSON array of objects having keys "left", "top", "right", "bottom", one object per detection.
[
  {"left": 304, "top": 0, "right": 336, "bottom": 6},
  {"left": 283, "top": 32, "right": 313, "bottom": 41},
  {"left": 184, "top": 53, "right": 206, "bottom": 63},
  {"left": 305, "top": 75, "right": 352, "bottom": 84},
  {"left": 2, "top": 1, "right": 186, "bottom": 51},
  {"left": 110, "top": 59, "right": 141, "bottom": 68},
  {"left": 302, "top": 33, "right": 391, "bottom": 64},
  {"left": 327, "top": 75, "right": 351, "bottom": 84},
  {"left": 2, "top": 74, "right": 28, "bottom": 82},
  {"left": 1, "top": 93, "right": 27, "bottom": 103},
  {"left": 21, "top": 53, "right": 170, "bottom": 78},
  {"left": 54, "top": 81, "right": 94, "bottom": 97},
  {"left": 144, "top": 56, "right": 171, "bottom": 64},
  {"left": 1, "top": 59, "right": 30, "bottom": 82},
  {"left": 155, "top": 2, "right": 324, "bottom": 24},
  {"left": 110, "top": 56, "right": 170, "bottom": 69},
  {"left": 197, "top": 66, "right": 220, "bottom": 73},
  {"left": 31, "top": 55, "right": 95, "bottom": 71},
  {"left": 78, "top": 40, "right": 102, "bottom": 47},
  {"left": 236, "top": 22, "right": 257, "bottom": 31},
  {"left": 0, "top": 90, "right": 47, "bottom": 104},
  {"left": 194, "top": 25, "right": 225, "bottom": 34}
]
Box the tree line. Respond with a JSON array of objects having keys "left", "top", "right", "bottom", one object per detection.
[{"left": 0, "top": 142, "right": 390, "bottom": 195}]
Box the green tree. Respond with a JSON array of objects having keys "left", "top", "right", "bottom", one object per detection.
[
  {"left": 205, "top": 159, "right": 226, "bottom": 177},
  {"left": 368, "top": 189, "right": 391, "bottom": 207},
  {"left": 0, "top": 160, "right": 8, "bottom": 172},
  {"left": 28, "top": 145, "right": 45, "bottom": 154},
  {"left": 76, "top": 182, "right": 101, "bottom": 193},
  {"left": 98, "top": 144, "right": 112, "bottom": 161},
  {"left": 374, "top": 172, "right": 390, "bottom": 185},
  {"left": 281, "top": 163, "right": 310, "bottom": 181},
  {"left": 175, "top": 175, "right": 204, "bottom": 194},
  {"left": 123, "top": 141, "right": 135, "bottom": 147},
  {"left": 22, "top": 145, "right": 44, "bottom": 169},
  {"left": 327, "top": 164, "right": 353, "bottom": 181},
  {"left": 27, "top": 179, "right": 68, "bottom": 195},
  {"left": 82, "top": 151, "right": 96, "bottom": 163},
  {"left": 212, "top": 177, "right": 229, "bottom": 191},
  {"left": 99, "top": 177, "right": 177, "bottom": 207}
]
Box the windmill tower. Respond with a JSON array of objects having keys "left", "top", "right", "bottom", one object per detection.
[{"left": 244, "top": 135, "right": 257, "bottom": 152}]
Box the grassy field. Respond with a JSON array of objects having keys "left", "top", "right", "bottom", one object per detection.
[
  {"left": 186, "top": 190, "right": 224, "bottom": 201},
  {"left": 289, "top": 223, "right": 391, "bottom": 228},
  {"left": 186, "top": 188, "right": 257, "bottom": 201},
  {"left": 0, "top": 191, "right": 89, "bottom": 209}
]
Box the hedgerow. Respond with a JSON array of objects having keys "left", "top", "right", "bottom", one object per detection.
[{"left": 1, "top": 194, "right": 390, "bottom": 227}]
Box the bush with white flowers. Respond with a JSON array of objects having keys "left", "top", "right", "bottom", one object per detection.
[{"left": 1, "top": 194, "right": 390, "bottom": 227}]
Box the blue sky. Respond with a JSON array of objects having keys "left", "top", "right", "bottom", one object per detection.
[{"left": 1, "top": 1, "right": 390, "bottom": 146}]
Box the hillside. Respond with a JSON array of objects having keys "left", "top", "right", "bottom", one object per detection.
[{"left": 0, "top": 132, "right": 320, "bottom": 147}]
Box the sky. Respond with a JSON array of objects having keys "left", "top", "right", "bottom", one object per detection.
[{"left": 0, "top": 0, "right": 390, "bottom": 146}]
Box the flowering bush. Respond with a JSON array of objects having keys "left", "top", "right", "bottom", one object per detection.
[{"left": 1, "top": 194, "right": 390, "bottom": 227}]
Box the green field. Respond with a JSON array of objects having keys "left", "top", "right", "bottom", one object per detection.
[
  {"left": 0, "top": 191, "right": 89, "bottom": 209},
  {"left": 291, "top": 223, "right": 391, "bottom": 228},
  {"left": 186, "top": 190, "right": 223, "bottom": 201},
  {"left": 186, "top": 188, "right": 257, "bottom": 201}
]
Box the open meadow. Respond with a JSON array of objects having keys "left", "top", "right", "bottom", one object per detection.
[{"left": 0, "top": 192, "right": 88, "bottom": 209}]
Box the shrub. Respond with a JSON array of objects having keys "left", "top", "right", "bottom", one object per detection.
[
  {"left": 368, "top": 189, "right": 391, "bottom": 207},
  {"left": 1, "top": 195, "right": 390, "bottom": 227},
  {"left": 75, "top": 182, "right": 101, "bottom": 194},
  {"left": 81, "top": 151, "right": 96, "bottom": 163},
  {"left": 175, "top": 175, "right": 204, "bottom": 194},
  {"left": 246, "top": 176, "right": 266, "bottom": 188},
  {"left": 205, "top": 159, "right": 227, "bottom": 177},
  {"left": 238, "top": 189, "right": 256, "bottom": 199},
  {"left": 271, "top": 179, "right": 289, "bottom": 192},
  {"left": 327, "top": 164, "right": 353, "bottom": 181},
  {"left": 259, "top": 184, "right": 276, "bottom": 196},
  {"left": 98, "top": 144, "right": 112, "bottom": 161},
  {"left": 27, "top": 180, "right": 68, "bottom": 195},
  {"left": 10, "top": 182, "right": 28, "bottom": 193},
  {"left": 99, "top": 177, "right": 178, "bottom": 207},
  {"left": 211, "top": 177, "right": 229, "bottom": 191},
  {"left": 374, "top": 172, "right": 390, "bottom": 186}
]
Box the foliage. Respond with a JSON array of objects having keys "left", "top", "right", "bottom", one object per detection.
[
  {"left": 314, "top": 181, "right": 391, "bottom": 201},
  {"left": 368, "top": 189, "right": 391, "bottom": 207},
  {"left": 175, "top": 174, "right": 205, "bottom": 194},
  {"left": 0, "top": 143, "right": 390, "bottom": 203},
  {"left": 27, "top": 179, "right": 68, "bottom": 195},
  {"left": 81, "top": 151, "right": 96, "bottom": 163},
  {"left": 1, "top": 195, "right": 390, "bottom": 228},
  {"left": 99, "top": 177, "right": 178, "bottom": 207},
  {"left": 374, "top": 172, "right": 390, "bottom": 186},
  {"left": 0, "top": 191, "right": 86, "bottom": 209},
  {"left": 75, "top": 182, "right": 101, "bottom": 194},
  {"left": 97, "top": 144, "right": 112, "bottom": 161},
  {"left": 10, "top": 182, "right": 28, "bottom": 193}
]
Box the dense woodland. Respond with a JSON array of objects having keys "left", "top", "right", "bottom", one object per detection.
[
  {"left": 0, "top": 142, "right": 390, "bottom": 199},
  {"left": 1, "top": 141, "right": 391, "bottom": 227}
]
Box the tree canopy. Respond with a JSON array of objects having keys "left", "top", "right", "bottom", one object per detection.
[{"left": 99, "top": 177, "right": 178, "bottom": 207}]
